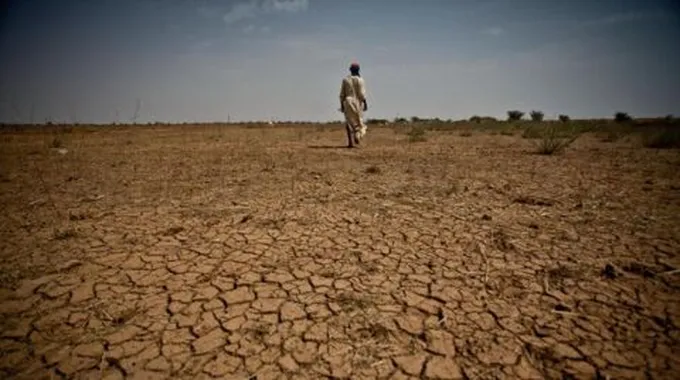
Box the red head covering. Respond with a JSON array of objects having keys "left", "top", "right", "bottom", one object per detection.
[{"left": 350, "top": 62, "right": 360, "bottom": 70}]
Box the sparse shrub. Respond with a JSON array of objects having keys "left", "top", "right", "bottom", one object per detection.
[
  {"left": 459, "top": 131, "right": 472, "bottom": 137},
  {"left": 500, "top": 130, "right": 514, "bottom": 136},
  {"left": 507, "top": 110, "right": 524, "bottom": 122},
  {"left": 642, "top": 128, "right": 680, "bottom": 149},
  {"left": 558, "top": 114, "right": 570, "bottom": 122},
  {"left": 470, "top": 116, "right": 498, "bottom": 124},
  {"left": 522, "top": 126, "right": 543, "bottom": 139},
  {"left": 530, "top": 110, "right": 544, "bottom": 122},
  {"left": 50, "top": 136, "right": 63, "bottom": 148},
  {"left": 614, "top": 112, "right": 633, "bottom": 123},
  {"left": 407, "top": 126, "right": 427, "bottom": 142},
  {"left": 534, "top": 126, "right": 578, "bottom": 155}
]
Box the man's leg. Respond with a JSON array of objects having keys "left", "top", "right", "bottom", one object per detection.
[
  {"left": 343, "top": 98, "right": 360, "bottom": 148},
  {"left": 355, "top": 122, "right": 367, "bottom": 142},
  {"left": 353, "top": 106, "right": 367, "bottom": 143},
  {"left": 345, "top": 122, "right": 355, "bottom": 148}
]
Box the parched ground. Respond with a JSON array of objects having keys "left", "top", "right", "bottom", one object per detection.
[{"left": 0, "top": 124, "right": 679, "bottom": 379}]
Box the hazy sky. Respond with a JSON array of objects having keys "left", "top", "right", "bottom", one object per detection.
[{"left": 1, "top": 0, "right": 679, "bottom": 123}]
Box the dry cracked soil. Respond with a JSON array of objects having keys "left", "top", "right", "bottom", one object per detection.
[{"left": 0, "top": 124, "right": 679, "bottom": 379}]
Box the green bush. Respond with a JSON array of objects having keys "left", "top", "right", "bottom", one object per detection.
[
  {"left": 507, "top": 110, "right": 524, "bottom": 121},
  {"left": 530, "top": 110, "right": 544, "bottom": 122},
  {"left": 558, "top": 114, "right": 570, "bottom": 122},
  {"left": 614, "top": 112, "right": 632, "bottom": 123}
]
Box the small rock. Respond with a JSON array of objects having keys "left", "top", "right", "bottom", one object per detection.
[
  {"left": 426, "top": 330, "right": 456, "bottom": 357},
  {"left": 280, "top": 302, "right": 306, "bottom": 321},
  {"left": 15, "top": 274, "right": 59, "bottom": 298},
  {"left": 564, "top": 360, "right": 597, "bottom": 377},
  {"left": 552, "top": 343, "right": 582, "bottom": 359},
  {"left": 395, "top": 314, "right": 424, "bottom": 336},
  {"left": 73, "top": 342, "right": 104, "bottom": 358},
  {"left": 106, "top": 325, "right": 141, "bottom": 345},
  {"left": 70, "top": 281, "right": 95, "bottom": 303},
  {"left": 425, "top": 357, "right": 463, "bottom": 379},
  {"left": 145, "top": 356, "right": 171, "bottom": 372},
  {"left": 393, "top": 354, "right": 427, "bottom": 376},
  {"left": 2, "top": 319, "right": 33, "bottom": 339},
  {"left": 202, "top": 354, "right": 241, "bottom": 377},
  {"left": 303, "top": 322, "right": 328, "bottom": 342},
  {"left": 57, "top": 260, "right": 83, "bottom": 271},
  {"left": 278, "top": 354, "right": 299, "bottom": 372},
  {"left": 220, "top": 286, "right": 255, "bottom": 305},
  {"left": 192, "top": 328, "right": 226, "bottom": 354}
]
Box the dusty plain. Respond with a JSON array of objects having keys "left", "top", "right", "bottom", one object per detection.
[{"left": 0, "top": 123, "right": 679, "bottom": 379}]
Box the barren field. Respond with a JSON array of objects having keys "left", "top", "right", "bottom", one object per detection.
[{"left": 0, "top": 124, "right": 679, "bottom": 379}]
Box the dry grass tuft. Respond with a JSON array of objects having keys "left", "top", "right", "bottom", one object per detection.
[{"left": 407, "top": 126, "right": 427, "bottom": 142}]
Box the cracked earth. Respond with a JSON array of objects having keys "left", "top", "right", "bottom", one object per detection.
[{"left": 1, "top": 125, "right": 679, "bottom": 379}]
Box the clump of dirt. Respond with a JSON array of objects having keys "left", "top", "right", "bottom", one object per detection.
[
  {"left": 161, "top": 226, "right": 184, "bottom": 236},
  {"left": 492, "top": 229, "right": 514, "bottom": 251},
  {"left": 621, "top": 262, "right": 656, "bottom": 278},
  {"left": 543, "top": 264, "right": 582, "bottom": 292},
  {"left": 364, "top": 166, "right": 381, "bottom": 174},
  {"left": 601, "top": 263, "right": 620, "bottom": 279},
  {"left": 336, "top": 292, "right": 373, "bottom": 312},
  {"left": 514, "top": 195, "right": 554, "bottom": 206},
  {"left": 54, "top": 228, "right": 78, "bottom": 240},
  {"left": 247, "top": 323, "right": 272, "bottom": 342},
  {"left": 356, "top": 322, "right": 392, "bottom": 340}
]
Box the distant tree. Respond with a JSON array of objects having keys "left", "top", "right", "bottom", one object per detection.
[
  {"left": 470, "top": 115, "right": 482, "bottom": 123},
  {"left": 614, "top": 112, "right": 632, "bottom": 123},
  {"left": 411, "top": 116, "right": 421, "bottom": 123},
  {"left": 530, "top": 110, "right": 544, "bottom": 122},
  {"left": 558, "top": 114, "right": 570, "bottom": 122},
  {"left": 507, "top": 110, "right": 524, "bottom": 121}
]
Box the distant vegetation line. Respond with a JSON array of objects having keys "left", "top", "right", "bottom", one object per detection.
[{"left": 0, "top": 111, "right": 677, "bottom": 128}]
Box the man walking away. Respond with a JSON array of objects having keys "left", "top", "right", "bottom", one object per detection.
[{"left": 340, "top": 62, "right": 368, "bottom": 148}]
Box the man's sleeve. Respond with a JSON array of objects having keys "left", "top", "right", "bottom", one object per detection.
[
  {"left": 358, "top": 78, "right": 367, "bottom": 102},
  {"left": 339, "top": 79, "right": 346, "bottom": 102}
]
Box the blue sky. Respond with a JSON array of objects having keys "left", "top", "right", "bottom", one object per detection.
[{"left": 1, "top": 0, "right": 679, "bottom": 123}]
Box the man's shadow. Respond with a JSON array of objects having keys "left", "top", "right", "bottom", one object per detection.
[{"left": 307, "top": 145, "right": 350, "bottom": 149}]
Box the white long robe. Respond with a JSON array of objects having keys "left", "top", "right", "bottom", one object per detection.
[{"left": 339, "top": 75, "right": 367, "bottom": 140}]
